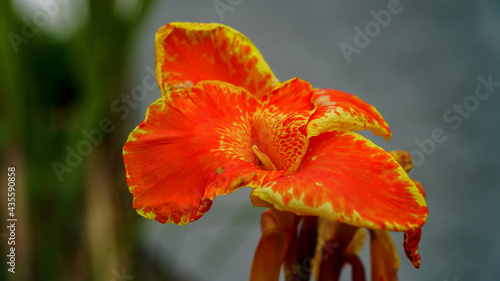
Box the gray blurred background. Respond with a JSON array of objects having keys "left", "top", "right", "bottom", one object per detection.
[{"left": 1, "top": 0, "right": 499, "bottom": 280}]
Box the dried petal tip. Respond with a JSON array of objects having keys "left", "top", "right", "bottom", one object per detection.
[
  {"left": 403, "top": 227, "right": 422, "bottom": 268},
  {"left": 389, "top": 150, "right": 414, "bottom": 172}
]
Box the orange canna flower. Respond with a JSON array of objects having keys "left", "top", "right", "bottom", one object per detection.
[{"left": 122, "top": 22, "right": 428, "bottom": 280}]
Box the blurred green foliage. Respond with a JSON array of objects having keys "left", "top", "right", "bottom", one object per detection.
[{"left": 0, "top": 1, "right": 181, "bottom": 280}]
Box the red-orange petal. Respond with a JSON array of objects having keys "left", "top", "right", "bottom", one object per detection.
[
  {"left": 403, "top": 226, "right": 422, "bottom": 268},
  {"left": 155, "top": 22, "right": 279, "bottom": 98},
  {"left": 251, "top": 131, "right": 427, "bottom": 231},
  {"left": 123, "top": 81, "right": 283, "bottom": 225},
  {"left": 389, "top": 150, "right": 425, "bottom": 267},
  {"left": 307, "top": 89, "right": 391, "bottom": 140},
  {"left": 253, "top": 78, "right": 316, "bottom": 174},
  {"left": 370, "top": 230, "right": 399, "bottom": 281},
  {"left": 413, "top": 180, "right": 426, "bottom": 199}
]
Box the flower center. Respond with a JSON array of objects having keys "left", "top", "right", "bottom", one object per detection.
[{"left": 251, "top": 145, "right": 277, "bottom": 171}]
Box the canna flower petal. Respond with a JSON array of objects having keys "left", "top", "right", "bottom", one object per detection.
[
  {"left": 123, "top": 81, "right": 283, "bottom": 225},
  {"left": 155, "top": 22, "right": 279, "bottom": 97},
  {"left": 253, "top": 78, "right": 316, "bottom": 174},
  {"left": 389, "top": 150, "right": 427, "bottom": 199},
  {"left": 251, "top": 131, "right": 427, "bottom": 231},
  {"left": 307, "top": 89, "right": 392, "bottom": 140},
  {"left": 370, "top": 230, "right": 399, "bottom": 281},
  {"left": 389, "top": 149, "right": 426, "bottom": 268},
  {"left": 413, "top": 180, "right": 426, "bottom": 202}
]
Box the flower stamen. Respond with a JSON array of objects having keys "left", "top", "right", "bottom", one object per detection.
[{"left": 252, "top": 145, "right": 277, "bottom": 171}]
